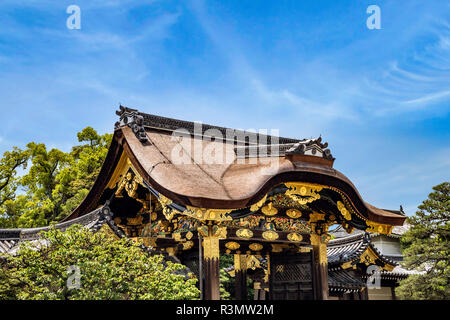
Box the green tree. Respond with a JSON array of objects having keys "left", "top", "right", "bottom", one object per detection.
[
  {"left": 0, "top": 224, "right": 200, "bottom": 300},
  {"left": 0, "top": 147, "right": 30, "bottom": 228},
  {"left": 396, "top": 182, "right": 450, "bottom": 300},
  {"left": 0, "top": 127, "right": 112, "bottom": 228}
]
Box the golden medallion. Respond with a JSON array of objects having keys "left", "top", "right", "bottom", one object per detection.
[
  {"left": 286, "top": 209, "right": 302, "bottom": 219},
  {"left": 225, "top": 241, "right": 240, "bottom": 250},
  {"left": 249, "top": 243, "right": 263, "bottom": 251},
  {"left": 287, "top": 232, "right": 303, "bottom": 242},
  {"left": 262, "top": 230, "right": 279, "bottom": 241},
  {"left": 236, "top": 228, "right": 253, "bottom": 238}
]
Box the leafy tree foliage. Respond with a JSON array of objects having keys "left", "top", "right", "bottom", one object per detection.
[
  {"left": 396, "top": 182, "right": 450, "bottom": 300},
  {"left": 0, "top": 127, "right": 111, "bottom": 228},
  {"left": 0, "top": 225, "right": 200, "bottom": 300}
]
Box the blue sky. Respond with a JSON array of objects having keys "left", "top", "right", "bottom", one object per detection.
[{"left": 0, "top": 0, "right": 449, "bottom": 215}]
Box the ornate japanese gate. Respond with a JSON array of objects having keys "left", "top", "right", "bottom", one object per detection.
[{"left": 63, "top": 107, "right": 407, "bottom": 300}]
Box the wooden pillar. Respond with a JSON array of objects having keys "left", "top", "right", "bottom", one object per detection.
[
  {"left": 311, "top": 230, "right": 329, "bottom": 300},
  {"left": 199, "top": 224, "right": 227, "bottom": 300},
  {"left": 202, "top": 236, "right": 220, "bottom": 300},
  {"left": 234, "top": 254, "right": 247, "bottom": 300}
]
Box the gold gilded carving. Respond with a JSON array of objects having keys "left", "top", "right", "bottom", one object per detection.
[
  {"left": 247, "top": 255, "right": 261, "bottom": 270},
  {"left": 212, "top": 225, "right": 227, "bottom": 238},
  {"left": 126, "top": 215, "right": 143, "bottom": 226},
  {"left": 262, "top": 230, "right": 279, "bottom": 241},
  {"left": 287, "top": 232, "right": 303, "bottom": 242},
  {"left": 116, "top": 172, "right": 139, "bottom": 198},
  {"left": 225, "top": 241, "right": 240, "bottom": 250},
  {"left": 182, "top": 241, "right": 194, "bottom": 250},
  {"left": 366, "top": 220, "right": 394, "bottom": 235},
  {"left": 186, "top": 231, "right": 194, "bottom": 240},
  {"left": 184, "top": 206, "right": 233, "bottom": 222},
  {"left": 236, "top": 228, "right": 253, "bottom": 239},
  {"left": 197, "top": 225, "right": 209, "bottom": 238},
  {"left": 159, "top": 194, "right": 173, "bottom": 207},
  {"left": 271, "top": 244, "right": 284, "bottom": 253},
  {"left": 308, "top": 212, "right": 325, "bottom": 223},
  {"left": 249, "top": 243, "right": 263, "bottom": 251},
  {"left": 310, "top": 233, "right": 328, "bottom": 265},
  {"left": 166, "top": 247, "right": 177, "bottom": 256},
  {"left": 261, "top": 202, "right": 278, "bottom": 216},
  {"left": 285, "top": 182, "right": 322, "bottom": 205},
  {"left": 337, "top": 201, "right": 351, "bottom": 220},
  {"left": 200, "top": 224, "right": 227, "bottom": 260},
  {"left": 172, "top": 232, "right": 182, "bottom": 242},
  {"left": 234, "top": 254, "right": 247, "bottom": 271},
  {"left": 360, "top": 247, "right": 379, "bottom": 266},
  {"left": 250, "top": 194, "right": 268, "bottom": 212},
  {"left": 298, "top": 247, "right": 312, "bottom": 253},
  {"left": 286, "top": 209, "right": 302, "bottom": 219},
  {"left": 341, "top": 261, "right": 354, "bottom": 269}
]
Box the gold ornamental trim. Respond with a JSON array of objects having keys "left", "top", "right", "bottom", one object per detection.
[
  {"left": 365, "top": 220, "right": 394, "bottom": 235},
  {"left": 184, "top": 206, "right": 233, "bottom": 222},
  {"left": 285, "top": 182, "right": 322, "bottom": 205},
  {"left": 250, "top": 194, "right": 268, "bottom": 212},
  {"left": 337, "top": 201, "right": 351, "bottom": 220}
]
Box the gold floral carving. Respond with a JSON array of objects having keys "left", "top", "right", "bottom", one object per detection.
[
  {"left": 236, "top": 228, "right": 253, "bottom": 239},
  {"left": 261, "top": 202, "right": 278, "bottom": 216},
  {"left": 286, "top": 209, "right": 302, "bottom": 219},
  {"left": 285, "top": 182, "right": 322, "bottom": 205},
  {"left": 249, "top": 243, "right": 263, "bottom": 251},
  {"left": 287, "top": 232, "right": 303, "bottom": 242},
  {"left": 225, "top": 241, "right": 240, "bottom": 250},
  {"left": 262, "top": 230, "right": 279, "bottom": 241},
  {"left": 116, "top": 172, "right": 140, "bottom": 199}
]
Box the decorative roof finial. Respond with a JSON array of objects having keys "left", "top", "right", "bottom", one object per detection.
[{"left": 115, "top": 105, "right": 149, "bottom": 144}]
